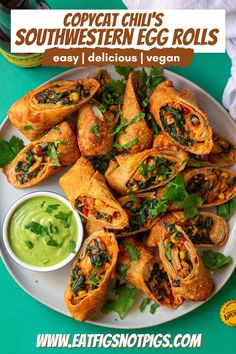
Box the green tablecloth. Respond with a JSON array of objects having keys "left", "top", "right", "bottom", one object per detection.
[{"left": 0, "top": 1, "right": 235, "bottom": 354}]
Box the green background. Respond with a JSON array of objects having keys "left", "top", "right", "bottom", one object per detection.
[{"left": 0, "top": 1, "right": 235, "bottom": 353}]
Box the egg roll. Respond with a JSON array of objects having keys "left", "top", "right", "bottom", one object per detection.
[
  {"left": 4, "top": 121, "right": 80, "bottom": 188},
  {"left": 152, "top": 224, "right": 214, "bottom": 301},
  {"left": 109, "top": 194, "right": 160, "bottom": 237},
  {"left": 116, "top": 71, "right": 153, "bottom": 153},
  {"left": 117, "top": 238, "right": 182, "bottom": 308},
  {"left": 153, "top": 131, "right": 189, "bottom": 158},
  {"left": 65, "top": 231, "right": 118, "bottom": 322},
  {"left": 8, "top": 78, "right": 100, "bottom": 141},
  {"left": 183, "top": 167, "right": 236, "bottom": 207},
  {"left": 77, "top": 102, "right": 118, "bottom": 156},
  {"left": 147, "top": 211, "right": 228, "bottom": 248},
  {"left": 105, "top": 148, "right": 188, "bottom": 195},
  {"left": 189, "top": 132, "right": 236, "bottom": 167},
  {"left": 150, "top": 81, "right": 213, "bottom": 155},
  {"left": 59, "top": 157, "right": 128, "bottom": 229}
]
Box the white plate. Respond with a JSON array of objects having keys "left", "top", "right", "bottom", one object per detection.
[{"left": 0, "top": 66, "right": 236, "bottom": 329}]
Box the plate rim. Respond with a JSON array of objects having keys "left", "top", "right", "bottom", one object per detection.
[{"left": 0, "top": 66, "right": 236, "bottom": 329}]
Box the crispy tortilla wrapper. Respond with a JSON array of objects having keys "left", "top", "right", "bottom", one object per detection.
[
  {"left": 4, "top": 121, "right": 80, "bottom": 189},
  {"left": 150, "top": 81, "right": 213, "bottom": 155},
  {"left": 117, "top": 71, "right": 153, "bottom": 153},
  {"left": 189, "top": 132, "right": 236, "bottom": 167},
  {"left": 105, "top": 148, "right": 188, "bottom": 195},
  {"left": 8, "top": 78, "right": 100, "bottom": 141},
  {"left": 85, "top": 219, "right": 105, "bottom": 237},
  {"left": 59, "top": 157, "right": 128, "bottom": 229},
  {"left": 151, "top": 225, "right": 214, "bottom": 301},
  {"left": 65, "top": 231, "right": 118, "bottom": 322},
  {"left": 77, "top": 102, "right": 118, "bottom": 156},
  {"left": 147, "top": 211, "right": 228, "bottom": 248},
  {"left": 118, "top": 238, "right": 183, "bottom": 308},
  {"left": 153, "top": 131, "right": 189, "bottom": 160}
]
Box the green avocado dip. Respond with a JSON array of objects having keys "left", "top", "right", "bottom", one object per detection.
[{"left": 8, "top": 196, "right": 78, "bottom": 267}]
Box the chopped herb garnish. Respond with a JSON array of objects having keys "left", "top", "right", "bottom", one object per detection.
[
  {"left": 46, "top": 144, "right": 61, "bottom": 167},
  {"left": 45, "top": 204, "right": 60, "bottom": 214},
  {"left": 40, "top": 200, "right": 46, "bottom": 208},
  {"left": 111, "top": 113, "right": 145, "bottom": 136},
  {"left": 101, "top": 283, "right": 137, "bottom": 319},
  {"left": 202, "top": 251, "right": 232, "bottom": 270},
  {"left": 115, "top": 66, "right": 133, "bottom": 80},
  {"left": 149, "top": 303, "right": 159, "bottom": 314},
  {"left": 23, "top": 125, "right": 34, "bottom": 130},
  {"left": 24, "top": 221, "right": 59, "bottom": 247},
  {"left": 216, "top": 198, "right": 236, "bottom": 221},
  {"left": 25, "top": 240, "right": 34, "bottom": 249},
  {"left": 90, "top": 124, "right": 101, "bottom": 137},
  {"left": 117, "top": 264, "right": 129, "bottom": 279},
  {"left": 113, "top": 137, "right": 139, "bottom": 151},
  {"left": 0, "top": 136, "right": 25, "bottom": 168},
  {"left": 120, "top": 240, "right": 140, "bottom": 261},
  {"left": 127, "top": 190, "right": 138, "bottom": 203},
  {"left": 139, "top": 298, "right": 150, "bottom": 312},
  {"left": 69, "top": 240, "right": 76, "bottom": 253},
  {"left": 52, "top": 127, "right": 60, "bottom": 131},
  {"left": 54, "top": 211, "right": 73, "bottom": 228}
]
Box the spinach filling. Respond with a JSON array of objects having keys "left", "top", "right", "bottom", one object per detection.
[
  {"left": 160, "top": 105, "right": 194, "bottom": 147},
  {"left": 35, "top": 84, "right": 89, "bottom": 105},
  {"left": 71, "top": 266, "right": 86, "bottom": 294},
  {"left": 89, "top": 151, "right": 116, "bottom": 175},
  {"left": 146, "top": 263, "right": 169, "bottom": 301},
  {"left": 127, "top": 157, "right": 175, "bottom": 191},
  {"left": 186, "top": 174, "right": 212, "bottom": 201}
]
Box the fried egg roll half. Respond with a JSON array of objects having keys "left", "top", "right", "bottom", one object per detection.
[
  {"left": 109, "top": 195, "right": 160, "bottom": 237},
  {"left": 147, "top": 211, "right": 228, "bottom": 249},
  {"left": 77, "top": 102, "right": 118, "bottom": 156},
  {"left": 116, "top": 71, "right": 153, "bottom": 153},
  {"left": 153, "top": 131, "right": 189, "bottom": 160},
  {"left": 189, "top": 132, "right": 236, "bottom": 167},
  {"left": 150, "top": 81, "right": 213, "bottom": 155},
  {"left": 4, "top": 122, "right": 80, "bottom": 188},
  {"left": 117, "top": 238, "right": 182, "bottom": 308},
  {"left": 183, "top": 167, "right": 236, "bottom": 207},
  {"left": 105, "top": 148, "right": 187, "bottom": 195},
  {"left": 8, "top": 78, "right": 100, "bottom": 141},
  {"left": 59, "top": 157, "right": 128, "bottom": 229},
  {"left": 65, "top": 232, "right": 118, "bottom": 322},
  {"left": 154, "top": 225, "right": 214, "bottom": 301}
]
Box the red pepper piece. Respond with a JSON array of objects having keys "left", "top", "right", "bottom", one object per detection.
[
  {"left": 183, "top": 107, "right": 191, "bottom": 115},
  {"left": 37, "top": 149, "right": 45, "bottom": 157},
  {"left": 83, "top": 207, "right": 89, "bottom": 217}
]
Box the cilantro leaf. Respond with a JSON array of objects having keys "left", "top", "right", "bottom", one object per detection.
[
  {"left": 101, "top": 284, "right": 137, "bottom": 319},
  {"left": 127, "top": 190, "right": 138, "bottom": 203},
  {"left": 113, "top": 137, "right": 139, "bottom": 151},
  {"left": 202, "top": 251, "right": 232, "bottom": 270},
  {"left": 115, "top": 66, "right": 133, "bottom": 80},
  {"left": 149, "top": 303, "right": 159, "bottom": 314},
  {"left": 216, "top": 198, "right": 236, "bottom": 221},
  {"left": 139, "top": 297, "right": 150, "bottom": 312},
  {"left": 54, "top": 211, "right": 73, "bottom": 228},
  {"left": 23, "top": 125, "right": 34, "bottom": 130},
  {"left": 120, "top": 240, "right": 140, "bottom": 261},
  {"left": 24, "top": 221, "right": 59, "bottom": 247},
  {"left": 90, "top": 124, "right": 101, "bottom": 137},
  {"left": 46, "top": 144, "right": 61, "bottom": 167},
  {"left": 69, "top": 240, "right": 76, "bottom": 253},
  {"left": 45, "top": 204, "right": 60, "bottom": 214},
  {"left": 25, "top": 240, "right": 34, "bottom": 249},
  {"left": 174, "top": 194, "right": 203, "bottom": 219},
  {"left": 117, "top": 264, "right": 129, "bottom": 279},
  {"left": 111, "top": 113, "right": 145, "bottom": 136},
  {"left": 165, "top": 242, "right": 172, "bottom": 261},
  {"left": 0, "top": 136, "right": 25, "bottom": 167}
]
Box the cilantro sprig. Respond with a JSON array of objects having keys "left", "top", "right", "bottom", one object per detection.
[{"left": 0, "top": 136, "right": 25, "bottom": 167}]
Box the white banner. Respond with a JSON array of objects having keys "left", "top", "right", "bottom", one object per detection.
[{"left": 11, "top": 9, "right": 225, "bottom": 53}]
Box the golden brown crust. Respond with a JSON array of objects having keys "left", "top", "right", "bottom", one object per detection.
[
  {"left": 77, "top": 103, "right": 118, "bottom": 156},
  {"left": 59, "top": 157, "right": 128, "bottom": 229},
  {"left": 117, "top": 71, "right": 153, "bottom": 152},
  {"left": 147, "top": 211, "right": 228, "bottom": 248},
  {"left": 150, "top": 81, "right": 213, "bottom": 155},
  {"left": 155, "top": 226, "right": 214, "bottom": 301},
  {"left": 4, "top": 121, "right": 80, "bottom": 189},
  {"left": 105, "top": 148, "right": 188, "bottom": 195},
  {"left": 117, "top": 237, "right": 182, "bottom": 308},
  {"left": 8, "top": 78, "right": 100, "bottom": 141},
  {"left": 65, "top": 232, "right": 118, "bottom": 322},
  {"left": 189, "top": 132, "right": 236, "bottom": 167}
]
